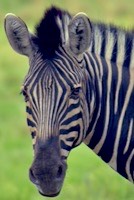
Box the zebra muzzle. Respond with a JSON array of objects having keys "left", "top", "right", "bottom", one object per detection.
[{"left": 29, "top": 136, "right": 67, "bottom": 197}]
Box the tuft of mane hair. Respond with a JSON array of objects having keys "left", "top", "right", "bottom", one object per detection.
[{"left": 34, "top": 6, "right": 71, "bottom": 58}]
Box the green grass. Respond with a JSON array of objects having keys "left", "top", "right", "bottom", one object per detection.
[{"left": 0, "top": 0, "right": 134, "bottom": 200}]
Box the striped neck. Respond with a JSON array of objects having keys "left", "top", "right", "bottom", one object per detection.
[{"left": 83, "top": 49, "right": 134, "bottom": 181}]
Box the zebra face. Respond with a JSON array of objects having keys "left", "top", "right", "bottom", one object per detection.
[
  {"left": 4, "top": 7, "right": 92, "bottom": 197},
  {"left": 22, "top": 51, "right": 88, "bottom": 150},
  {"left": 22, "top": 51, "right": 89, "bottom": 196}
]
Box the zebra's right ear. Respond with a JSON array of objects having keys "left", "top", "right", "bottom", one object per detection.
[
  {"left": 4, "top": 14, "right": 33, "bottom": 56},
  {"left": 68, "top": 13, "right": 92, "bottom": 56}
]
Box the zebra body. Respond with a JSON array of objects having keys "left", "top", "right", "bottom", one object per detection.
[{"left": 5, "top": 6, "right": 134, "bottom": 197}]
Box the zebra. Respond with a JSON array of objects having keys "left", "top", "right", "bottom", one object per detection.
[{"left": 4, "top": 6, "right": 134, "bottom": 197}]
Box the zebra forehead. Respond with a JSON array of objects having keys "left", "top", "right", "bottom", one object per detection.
[
  {"left": 23, "top": 67, "right": 55, "bottom": 89},
  {"left": 34, "top": 6, "right": 71, "bottom": 58}
]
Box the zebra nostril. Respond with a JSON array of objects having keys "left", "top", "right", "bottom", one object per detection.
[
  {"left": 29, "top": 168, "right": 37, "bottom": 184},
  {"left": 56, "top": 165, "right": 63, "bottom": 179}
]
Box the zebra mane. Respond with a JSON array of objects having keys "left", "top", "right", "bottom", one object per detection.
[
  {"left": 34, "top": 6, "right": 71, "bottom": 58},
  {"left": 90, "top": 23, "right": 134, "bottom": 66}
]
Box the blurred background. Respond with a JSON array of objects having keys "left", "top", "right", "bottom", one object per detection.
[{"left": 0, "top": 0, "right": 134, "bottom": 200}]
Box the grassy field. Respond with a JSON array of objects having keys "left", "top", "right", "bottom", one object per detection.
[{"left": 0, "top": 0, "right": 134, "bottom": 200}]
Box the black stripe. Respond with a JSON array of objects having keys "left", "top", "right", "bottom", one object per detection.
[
  {"left": 27, "top": 118, "right": 35, "bottom": 127},
  {"left": 61, "top": 140, "right": 72, "bottom": 151},
  {"left": 60, "top": 124, "right": 80, "bottom": 135},
  {"left": 31, "top": 131, "right": 36, "bottom": 139},
  {"left": 123, "top": 33, "right": 133, "bottom": 68},
  {"left": 111, "top": 27, "right": 118, "bottom": 63},
  {"left": 100, "top": 25, "right": 106, "bottom": 57},
  {"left": 61, "top": 112, "right": 82, "bottom": 125}
]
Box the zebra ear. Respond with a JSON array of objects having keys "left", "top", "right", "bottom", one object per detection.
[
  {"left": 68, "top": 13, "right": 92, "bottom": 56},
  {"left": 4, "top": 14, "right": 32, "bottom": 56}
]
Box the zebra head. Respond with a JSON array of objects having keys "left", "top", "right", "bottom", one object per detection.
[{"left": 4, "top": 7, "right": 92, "bottom": 197}]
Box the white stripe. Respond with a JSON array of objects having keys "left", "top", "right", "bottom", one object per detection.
[
  {"left": 60, "top": 119, "right": 82, "bottom": 131},
  {"left": 130, "top": 39, "right": 134, "bottom": 68},
  {"left": 64, "top": 15, "right": 70, "bottom": 45},
  {"left": 123, "top": 119, "right": 133, "bottom": 154},
  {"left": 61, "top": 149, "right": 69, "bottom": 158},
  {"left": 125, "top": 149, "right": 134, "bottom": 182},
  {"left": 105, "top": 29, "right": 115, "bottom": 60},
  {"left": 31, "top": 84, "right": 40, "bottom": 121},
  {"left": 56, "top": 16, "right": 64, "bottom": 43},
  {"left": 117, "top": 31, "right": 125, "bottom": 66},
  {"left": 114, "top": 66, "right": 122, "bottom": 114},
  {"left": 89, "top": 40, "right": 93, "bottom": 52},
  {"left": 94, "top": 26, "right": 103, "bottom": 55},
  {"left": 32, "top": 137, "right": 37, "bottom": 146},
  {"left": 60, "top": 131, "right": 77, "bottom": 141}
]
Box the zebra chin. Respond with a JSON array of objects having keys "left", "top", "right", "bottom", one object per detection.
[
  {"left": 29, "top": 136, "right": 67, "bottom": 197},
  {"left": 32, "top": 181, "right": 61, "bottom": 197}
]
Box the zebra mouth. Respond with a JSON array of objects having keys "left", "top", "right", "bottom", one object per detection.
[{"left": 39, "top": 190, "right": 60, "bottom": 197}]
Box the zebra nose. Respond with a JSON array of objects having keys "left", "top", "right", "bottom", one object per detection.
[{"left": 29, "top": 163, "right": 64, "bottom": 182}]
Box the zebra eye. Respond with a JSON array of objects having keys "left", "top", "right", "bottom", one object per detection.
[
  {"left": 71, "top": 86, "right": 81, "bottom": 98},
  {"left": 21, "top": 89, "right": 29, "bottom": 102},
  {"left": 22, "top": 90, "right": 26, "bottom": 96}
]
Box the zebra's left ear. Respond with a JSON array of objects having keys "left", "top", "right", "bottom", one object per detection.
[{"left": 68, "top": 13, "right": 92, "bottom": 56}]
